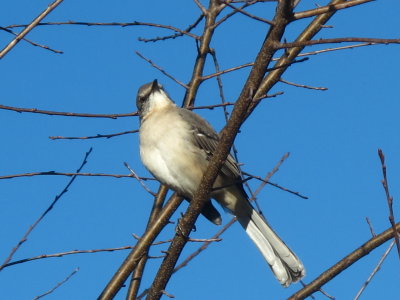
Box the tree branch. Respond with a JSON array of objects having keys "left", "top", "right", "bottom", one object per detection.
[
  {"left": 97, "top": 193, "right": 184, "bottom": 300},
  {"left": 293, "top": 0, "right": 374, "bottom": 20},
  {"left": 278, "top": 37, "right": 400, "bottom": 49},
  {"left": 0, "top": 104, "right": 136, "bottom": 118},
  {"left": 0, "top": 148, "right": 92, "bottom": 271},
  {"left": 288, "top": 222, "right": 400, "bottom": 300},
  {"left": 0, "top": 0, "right": 64, "bottom": 59}
]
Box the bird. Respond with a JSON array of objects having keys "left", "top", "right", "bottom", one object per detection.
[{"left": 136, "top": 79, "right": 305, "bottom": 286}]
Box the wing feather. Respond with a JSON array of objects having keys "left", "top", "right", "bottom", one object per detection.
[{"left": 178, "top": 109, "right": 241, "bottom": 179}]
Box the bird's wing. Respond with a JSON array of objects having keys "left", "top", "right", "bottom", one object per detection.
[{"left": 178, "top": 108, "right": 241, "bottom": 179}]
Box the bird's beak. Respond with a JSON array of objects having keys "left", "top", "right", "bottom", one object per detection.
[{"left": 151, "top": 79, "right": 159, "bottom": 93}]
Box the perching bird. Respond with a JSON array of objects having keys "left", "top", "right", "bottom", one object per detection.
[{"left": 136, "top": 80, "right": 305, "bottom": 286}]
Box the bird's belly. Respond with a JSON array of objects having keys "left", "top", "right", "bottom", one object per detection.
[{"left": 139, "top": 113, "right": 207, "bottom": 198}]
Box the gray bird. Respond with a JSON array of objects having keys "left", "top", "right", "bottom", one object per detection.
[{"left": 136, "top": 80, "right": 305, "bottom": 286}]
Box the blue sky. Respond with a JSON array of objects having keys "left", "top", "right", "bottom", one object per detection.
[{"left": 1, "top": 1, "right": 400, "bottom": 299}]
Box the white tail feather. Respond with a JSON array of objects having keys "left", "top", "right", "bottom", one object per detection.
[{"left": 237, "top": 209, "right": 305, "bottom": 287}]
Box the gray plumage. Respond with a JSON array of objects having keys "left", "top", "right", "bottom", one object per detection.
[{"left": 136, "top": 80, "right": 305, "bottom": 286}]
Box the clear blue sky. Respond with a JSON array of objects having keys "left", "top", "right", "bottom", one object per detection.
[{"left": 1, "top": 1, "right": 400, "bottom": 299}]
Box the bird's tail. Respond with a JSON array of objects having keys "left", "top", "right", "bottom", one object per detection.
[{"left": 236, "top": 207, "right": 305, "bottom": 287}]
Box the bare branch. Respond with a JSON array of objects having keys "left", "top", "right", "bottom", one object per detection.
[
  {"left": 353, "top": 240, "right": 395, "bottom": 300},
  {"left": 288, "top": 222, "right": 400, "bottom": 300},
  {"left": 182, "top": 1, "right": 227, "bottom": 107},
  {"left": 279, "top": 78, "right": 328, "bottom": 90},
  {"left": 366, "top": 217, "right": 376, "bottom": 237},
  {"left": 0, "top": 148, "right": 92, "bottom": 271},
  {"left": 49, "top": 130, "right": 138, "bottom": 140},
  {"left": 293, "top": 0, "right": 374, "bottom": 20},
  {"left": 173, "top": 218, "right": 236, "bottom": 273},
  {"left": 138, "top": 15, "right": 204, "bottom": 42},
  {"left": 33, "top": 268, "right": 79, "bottom": 300},
  {"left": 242, "top": 171, "right": 308, "bottom": 199},
  {"left": 202, "top": 43, "right": 379, "bottom": 80},
  {"left": 124, "top": 162, "right": 157, "bottom": 196},
  {"left": 0, "top": 0, "right": 64, "bottom": 59},
  {"left": 0, "top": 171, "right": 154, "bottom": 181},
  {"left": 135, "top": 51, "right": 189, "bottom": 89},
  {"left": 4, "top": 247, "right": 136, "bottom": 268},
  {"left": 278, "top": 37, "right": 400, "bottom": 49},
  {"left": 378, "top": 149, "right": 400, "bottom": 258},
  {"left": 193, "top": 0, "right": 208, "bottom": 15},
  {"left": 248, "top": 0, "right": 352, "bottom": 117},
  {"left": 6, "top": 21, "right": 200, "bottom": 40},
  {"left": 127, "top": 186, "right": 169, "bottom": 300},
  {"left": 98, "top": 194, "right": 184, "bottom": 300},
  {"left": 250, "top": 152, "right": 290, "bottom": 201},
  {"left": 0, "top": 104, "right": 136, "bottom": 119},
  {"left": 0, "top": 26, "right": 63, "bottom": 54},
  {"left": 201, "top": 62, "right": 253, "bottom": 80},
  {"left": 223, "top": 1, "right": 274, "bottom": 25},
  {"left": 298, "top": 42, "right": 376, "bottom": 57}
]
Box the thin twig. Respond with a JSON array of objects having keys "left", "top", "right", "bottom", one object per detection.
[
  {"left": 214, "top": 1, "right": 258, "bottom": 28},
  {"left": 366, "top": 217, "right": 376, "bottom": 237},
  {"left": 139, "top": 15, "right": 204, "bottom": 42},
  {"left": 242, "top": 171, "right": 308, "bottom": 199},
  {"left": 131, "top": 233, "right": 221, "bottom": 245},
  {"left": 124, "top": 162, "right": 157, "bottom": 196},
  {"left": 4, "top": 246, "right": 137, "bottom": 268},
  {"left": 293, "top": 0, "right": 374, "bottom": 20},
  {"left": 193, "top": 0, "right": 208, "bottom": 15},
  {"left": 0, "top": 148, "right": 92, "bottom": 271},
  {"left": 201, "top": 57, "right": 309, "bottom": 81},
  {"left": 317, "top": 288, "right": 335, "bottom": 300},
  {"left": 249, "top": 152, "right": 290, "bottom": 214},
  {"left": 202, "top": 43, "right": 378, "bottom": 80},
  {"left": 277, "top": 37, "right": 400, "bottom": 49},
  {"left": 224, "top": 1, "right": 274, "bottom": 25},
  {"left": 298, "top": 42, "right": 376, "bottom": 57},
  {"left": 135, "top": 51, "right": 189, "bottom": 89},
  {"left": 0, "top": 0, "right": 64, "bottom": 59},
  {"left": 378, "top": 149, "right": 400, "bottom": 258},
  {"left": 0, "top": 26, "right": 63, "bottom": 54},
  {"left": 49, "top": 130, "right": 138, "bottom": 140},
  {"left": 160, "top": 290, "right": 175, "bottom": 298},
  {"left": 6, "top": 21, "right": 200, "bottom": 40},
  {"left": 33, "top": 268, "right": 79, "bottom": 300},
  {"left": 250, "top": 152, "right": 290, "bottom": 201},
  {"left": 279, "top": 78, "right": 328, "bottom": 90},
  {"left": 353, "top": 240, "right": 395, "bottom": 300},
  {"left": 0, "top": 104, "right": 137, "bottom": 119},
  {"left": 0, "top": 171, "right": 154, "bottom": 181}
]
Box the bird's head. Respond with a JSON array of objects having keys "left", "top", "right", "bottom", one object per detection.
[{"left": 136, "top": 80, "right": 173, "bottom": 119}]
